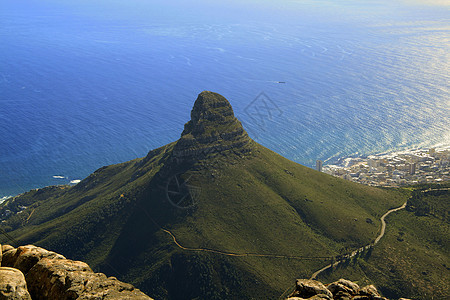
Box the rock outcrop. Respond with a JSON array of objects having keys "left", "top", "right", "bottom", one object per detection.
[
  {"left": 0, "top": 244, "right": 152, "bottom": 300},
  {"left": 172, "top": 91, "right": 252, "bottom": 160},
  {"left": 0, "top": 267, "right": 31, "bottom": 300},
  {"left": 288, "top": 278, "right": 412, "bottom": 300},
  {"left": 291, "top": 279, "right": 333, "bottom": 299},
  {"left": 2, "top": 245, "right": 65, "bottom": 275}
]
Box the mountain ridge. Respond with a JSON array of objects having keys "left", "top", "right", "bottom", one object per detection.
[{"left": 2, "top": 91, "right": 443, "bottom": 299}]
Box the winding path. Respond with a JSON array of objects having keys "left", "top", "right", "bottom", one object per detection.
[
  {"left": 161, "top": 228, "right": 329, "bottom": 260},
  {"left": 310, "top": 200, "right": 407, "bottom": 280},
  {"left": 156, "top": 201, "right": 407, "bottom": 268},
  {"left": 140, "top": 204, "right": 330, "bottom": 260},
  {"left": 142, "top": 198, "right": 409, "bottom": 296},
  {"left": 374, "top": 201, "right": 407, "bottom": 244}
]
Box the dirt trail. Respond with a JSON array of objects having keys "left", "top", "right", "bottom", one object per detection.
[
  {"left": 310, "top": 201, "right": 407, "bottom": 280},
  {"left": 161, "top": 228, "right": 329, "bottom": 260}
]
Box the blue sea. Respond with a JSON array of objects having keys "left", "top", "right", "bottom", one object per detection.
[{"left": 1, "top": 0, "right": 449, "bottom": 197}]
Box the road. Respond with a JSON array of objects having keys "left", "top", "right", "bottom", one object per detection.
[
  {"left": 310, "top": 200, "right": 407, "bottom": 280},
  {"left": 140, "top": 205, "right": 330, "bottom": 260},
  {"left": 142, "top": 198, "right": 409, "bottom": 290},
  {"left": 162, "top": 228, "right": 329, "bottom": 260},
  {"left": 374, "top": 201, "right": 407, "bottom": 244},
  {"left": 158, "top": 201, "right": 408, "bottom": 274}
]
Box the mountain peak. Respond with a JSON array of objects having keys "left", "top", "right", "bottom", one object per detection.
[
  {"left": 190, "top": 91, "right": 234, "bottom": 123},
  {"left": 173, "top": 91, "right": 252, "bottom": 159},
  {"left": 183, "top": 91, "right": 235, "bottom": 135}
]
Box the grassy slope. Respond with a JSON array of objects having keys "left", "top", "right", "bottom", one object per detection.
[
  {"left": 317, "top": 183, "right": 450, "bottom": 300},
  {"left": 0, "top": 143, "right": 173, "bottom": 263},
  {"left": 0, "top": 142, "right": 408, "bottom": 299}
]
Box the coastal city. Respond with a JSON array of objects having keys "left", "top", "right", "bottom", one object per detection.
[{"left": 319, "top": 147, "right": 449, "bottom": 187}]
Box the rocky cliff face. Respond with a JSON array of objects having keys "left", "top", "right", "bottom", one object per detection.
[
  {"left": 0, "top": 244, "right": 152, "bottom": 300},
  {"left": 287, "top": 278, "right": 413, "bottom": 300},
  {"left": 172, "top": 91, "right": 253, "bottom": 160}
]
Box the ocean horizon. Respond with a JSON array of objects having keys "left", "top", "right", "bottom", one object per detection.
[{"left": 1, "top": 0, "right": 449, "bottom": 197}]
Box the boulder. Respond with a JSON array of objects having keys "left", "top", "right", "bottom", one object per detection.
[
  {"left": 287, "top": 296, "right": 332, "bottom": 300},
  {"left": 336, "top": 278, "right": 359, "bottom": 294},
  {"left": 3, "top": 245, "right": 65, "bottom": 274},
  {"left": 1, "top": 249, "right": 15, "bottom": 268},
  {"left": 309, "top": 295, "right": 333, "bottom": 300},
  {"left": 290, "top": 279, "right": 333, "bottom": 299},
  {"left": 26, "top": 257, "right": 151, "bottom": 300},
  {"left": 360, "top": 284, "right": 380, "bottom": 297},
  {"left": 0, "top": 244, "right": 152, "bottom": 299},
  {"left": 287, "top": 278, "right": 410, "bottom": 300},
  {"left": 26, "top": 257, "right": 92, "bottom": 299},
  {"left": 1, "top": 245, "right": 65, "bottom": 274},
  {"left": 333, "top": 290, "right": 352, "bottom": 300},
  {"left": 327, "top": 285, "right": 352, "bottom": 296},
  {"left": 327, "top": 278, "right": 360, "bottom": 296},
  {"left": 0, "top": 267, "right": 31, "bottom": 299},
  {"left": 0, "top": 245, "right": 14, "bottom": 255}
]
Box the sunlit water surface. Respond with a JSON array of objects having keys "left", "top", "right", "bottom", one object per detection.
[{"left": 0, "top": 0, "right": 449, "bottom": 196}]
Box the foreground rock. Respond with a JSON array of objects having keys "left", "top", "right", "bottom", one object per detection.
[
  {"left": 27, "top": 258, "right": 150, "bottom": 300},
  {"left": 0, "top": 267, "right": 31, "bottom": 299},
  {"left": 290, "top": 279, "right": 333, "bottom": 299},
  {"left": 2, "top": 245, "right": 65, "bottom": 274},
  {"left": 288, "top": 278, "right": 412, "bottom": 300},
  {"left": 1, "top": 244, "right": 152, "bottom": 300}
]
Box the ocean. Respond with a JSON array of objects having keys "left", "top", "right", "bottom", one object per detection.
[{"left": 1, "top": 0, "right": 449, "bottom": 197}]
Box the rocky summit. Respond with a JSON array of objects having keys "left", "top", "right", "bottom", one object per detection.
[{"left": 172, "top": 91, "right": 252, "bottom": 160}]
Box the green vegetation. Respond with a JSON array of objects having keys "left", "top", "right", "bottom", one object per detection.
[
  {"left": 317, "top": 182, "right": 449, "bottom": 299},
  {"left": 1, "top": 91, "right": 444, "bottom": 299},
  {"left": 0, "top": 143, "right": 409, "bottom": 299}
]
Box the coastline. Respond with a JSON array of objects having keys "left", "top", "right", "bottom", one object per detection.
[
  {"left": 322, "top": 145, "right": 450, "bottom": 187},
  {"left": 325, "top": 144, "right": 450, "bottom": 167},
  {"left": 0, "top": 196, "right": 12, "bottom": 205},
  {"left": 2, "top": 145, "right": 449, "bottom": 200}
]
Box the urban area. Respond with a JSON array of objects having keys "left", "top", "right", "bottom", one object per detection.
[{"left": 318, "top": 147, "right": 449, "bottom": 187}]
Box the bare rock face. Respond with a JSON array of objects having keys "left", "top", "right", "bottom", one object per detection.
[
  {"left": 288, "top": 279, "right": 396, "bottom": 300},
  {"left": 26, "top": 258, "right": 151, "bottom": 300},
  {"left": 0, "top": 267, "right": 31, "bottom": 300},
  {"left": 1, "top": 245, "right": 14, "bottom": 254},
  {"left": 0, "top": 245, "right": 152, "bottom": 300},
  {"left": 326, "top": 278, "right": 360, "bottom": 297},
  {"left": 360, "top": 284, "right": 380, "bottom": 297},
  {"left": 288, "top": 296, "right": 332, "bottom": 300},
  {"left": 1, "top": 245, "right": 65, "bottom": 275},
  {"left": 26, "top": 258, "right": 92, "bottom": 299},
  {"left": 172, "top": 91, "right": 252, "bottom": 160},
  {"left": 290, "top": 279, "right": 333, "bottom": 299}
]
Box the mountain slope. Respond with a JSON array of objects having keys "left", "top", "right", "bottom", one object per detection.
[
  {"left": 0, "top": 91, "right": 407, "bottom": 299},
  {"left": 317, "top": 183, "right": 450, "bottom": 300}
]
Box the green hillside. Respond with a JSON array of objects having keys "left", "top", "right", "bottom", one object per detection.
[
  {"left": 0, "top": 91, "right": 416, "bottom": 299},
  {"left": 317, "top": 183, "right": 450, "bottom": 300}
]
